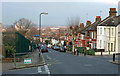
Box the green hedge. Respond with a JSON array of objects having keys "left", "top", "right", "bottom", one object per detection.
[
  {"left": 86, "top": 49, "right": 95, "bottom": 55},
  {"left": 75, "top": 47, "right": 84, "bottom": 53},
  {"left": 75, "top": 47, "right": 95, "bottom": 55}
]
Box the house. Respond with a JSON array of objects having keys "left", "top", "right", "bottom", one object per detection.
[
  {"left": 97, "top": 8, "right": 119, "bottom": 54},
  {"left": 76, "top": 23, "right": 86, "bottom": 47},
  {"left": 75, "top": 21, "right": 91, "bottom": 48},
  {"left": 85, "top": 16, "right": 101, "bottom": 49},
  {"left": 115, "top": 16, "right": 120, "bottom": 53}
]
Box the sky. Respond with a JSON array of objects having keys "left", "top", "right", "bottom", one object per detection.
[{"left": 1, "top": 0, "right": 120, "bottom": 27}]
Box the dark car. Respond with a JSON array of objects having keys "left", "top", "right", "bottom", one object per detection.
[
  {"left": 59, "top": 47, "right": 66, "bottom": 52},
  {"left": 41, "top": 45, "right": 48, "bottom": 53}
]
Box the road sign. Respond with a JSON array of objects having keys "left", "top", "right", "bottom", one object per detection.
[
  {"left": 24, "top": 58, "right": 31, "bottom": 64},
  {"left": 34, "top": 35, "right": 39, "bottom": 37}
]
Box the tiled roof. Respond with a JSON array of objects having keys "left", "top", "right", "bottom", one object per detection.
[
  {"left": 86, "top": 21, "right": 100, "bottom": 31},
  {"left": 98, "top": 15, "right": 120, "bottom": 26},
  {"left": 77, "top": 24, "right": 91, "bottom": 34}
]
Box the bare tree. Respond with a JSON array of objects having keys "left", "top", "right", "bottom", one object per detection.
[
  {"left": 11, "top": 18, "right": 32, "bottom": 36},
  {"left": 67, "top": 16, "right": 80, "bottom": 53},
  {"left": 11, "top": 18, "right": 38, "bottom": 40}
]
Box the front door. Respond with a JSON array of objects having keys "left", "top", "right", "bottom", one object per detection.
[
  {"left": 89, "top": 44, "right": 91, "bottom": 49},
  {"left": 111, "top": 43, "right": 113, "bottom": 52}
]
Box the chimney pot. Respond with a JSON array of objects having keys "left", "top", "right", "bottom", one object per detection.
[
  {"left": 109, "top": 8, "right": 117, "bottom": 16},
  {"left": 80, "top": 23, "right": 84, "bottom": 28},
  {"left": 96, "top": 16, "right": 101, "bottom": 22},
  {"left": 86, "top": 20, "right": 91, "bottom": 26}
]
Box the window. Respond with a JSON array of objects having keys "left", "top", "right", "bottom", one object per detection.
[
  {"left": 100, "top": 28, "right": 102, "bottom": 35},
  {"left": 87, "top": 31, "right": 89, "bottom": 36},
  {"left": 91, "top": 32, "right": 93, "bottom": 38},
  {"left": 81, "top": 43, "right": 82, "bottom": 47},
  {"left": 100, "top": 40, "right": 102, "bottom": 48},
  {"left": 79, "top": 34, "right": 81, "bottom": 38},
  {"left": 94, "top": 32, "right": 96, "bottom": 39},
  {"left": 87, "top": 42, "right": 89, "bottom": 47},
  {"left": 112, "top": 28, "right": 114, "bottom": 36},
  {"left": 97, "top": 40, "right": 99, "bottom": 47}
]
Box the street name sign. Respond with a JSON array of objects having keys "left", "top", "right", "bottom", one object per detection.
[{"left": 24, "top": 58, "right": 31, "bottom": 64}]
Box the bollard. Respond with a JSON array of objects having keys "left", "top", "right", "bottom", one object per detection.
[
  {"left": 113, "top": 54, "right": 115, "bottom": 61},
  {"left": 101, "top": 50, "right": 103, "bottom": 56}
]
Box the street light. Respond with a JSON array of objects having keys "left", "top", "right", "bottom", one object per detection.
[{"left": 39, "top": 12, "right": 48, "bottom": 56}]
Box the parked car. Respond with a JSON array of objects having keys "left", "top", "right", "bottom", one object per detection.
[
  {"left": 53, "top": 46, "right": 60, "bottom": 50},
  {"left": 59, "top": 47, "right": 66, "bottom": 52},
  {"left": 47, "top": 44, "right": 52, "bottom": 48},
  {"left": 52, "top": 45, "right": 55, "bottom": 49},
  {"left": 41, "top": 44, "right": 48, "bottom": 53}
]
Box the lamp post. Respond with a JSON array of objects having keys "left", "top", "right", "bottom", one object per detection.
[{"left": 39, "top": 12, "right": 48, "bottom": 56}]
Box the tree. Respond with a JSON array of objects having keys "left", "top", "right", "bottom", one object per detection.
[
  {"left": 67, "top": 16, "right": 80, "bottom": 53},
  {"left": 11, "top": 18, "right": 37, "bottom": 41},
  {"left": 12, "top": 18, "right": 32, "bottom": 36}
]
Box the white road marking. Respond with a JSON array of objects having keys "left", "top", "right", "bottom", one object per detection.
[
  {"left": 44, "top": 65, "right": 50, "bottom": 75},
  {"left": 38, "top": 67, "right": 42, "bottom": 73}
]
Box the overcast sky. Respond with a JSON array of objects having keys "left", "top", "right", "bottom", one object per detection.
[{"left": 1, "top": 0, "right": 120, "bottom": 27}]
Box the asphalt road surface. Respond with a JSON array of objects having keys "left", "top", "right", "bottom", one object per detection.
[{"left": 2, "top": 48, "right": 119, "bottom": 75}]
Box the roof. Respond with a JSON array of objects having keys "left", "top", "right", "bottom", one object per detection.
[
  {"left": 86, "top": 21, "right": 101, "bottom": 31},
  {"left": 98, "top": 15, "right": 120, "bottom": 26}
]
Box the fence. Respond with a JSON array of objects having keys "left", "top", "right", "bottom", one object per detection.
[{"left": 15, "top": 32, "right": 30, "bottom": 53}]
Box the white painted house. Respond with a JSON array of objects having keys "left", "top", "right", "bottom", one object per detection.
[
  {"left": 97, "top": 8, "right": 120, "bottom": 55},
  {"left": 116, "top": 21, "right": 120, "bottom": 53},
  {"left": 97, "top": 15, "right": 120, "bottom": 54}
]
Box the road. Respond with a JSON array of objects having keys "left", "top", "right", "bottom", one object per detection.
[{"left": 2, "top": 48, "right": 119, "bottom": 75}]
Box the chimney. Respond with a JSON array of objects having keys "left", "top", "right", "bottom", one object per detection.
[
  {"left": 80, "top": 23, "right": 84, "bottom": 28},
  {"left": 96, "top": 16, "right": 101, "bottom": 22},
  {"left": 109, "top": 8, "right": 117, "bottom": 16},
  {"left": 86, "top": 20, "right": 91, "bottom": 26}
]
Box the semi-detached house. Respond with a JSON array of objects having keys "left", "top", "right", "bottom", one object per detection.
[{"left": 97, "top": 8, "right": 120, "bottom": 54}]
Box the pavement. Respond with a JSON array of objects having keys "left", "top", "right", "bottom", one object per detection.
[
  {"left": 2, "top": 49, "right": 44, "bottom": 72},
  {"left": 1, "top": 48, "right": 119, "bottom": 76},
  {"left": 2, "top": 48, "right": 119, "bottom": 75}
]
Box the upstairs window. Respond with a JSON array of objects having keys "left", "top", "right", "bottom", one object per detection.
[
  {"left": 79, "top": 34, "right": 81, "bottom": 38},
  {"left": 87, "top": 31, "right": 89, "bottom": 36},
  {"left": 100, "top": 28, "right": 102, "bottom": 35}
]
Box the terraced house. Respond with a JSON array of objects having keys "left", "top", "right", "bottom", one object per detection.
[
  {"left": 97, "top": 8, "right": 120, "bottom": 54},
  {"left": 66, "top": 8, "right": 120, "bottom": 55},
  {"left": 85, "top": 16, "right": 101, "bottom": 49}
]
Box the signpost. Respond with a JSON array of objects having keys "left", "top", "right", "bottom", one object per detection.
[
  {"left": 34, "top": 35, "right": 39, "bottom": 37},
  {"left": 24, "top": 58, "right": 31, "bottom": 64}
]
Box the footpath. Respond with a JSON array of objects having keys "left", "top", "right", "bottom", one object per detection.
[
  {"left": 2, "top": 49, "right": 45, "bottom": 72},
  {"left": 66, "top": 50, "right": 120, "bottom": 65}
]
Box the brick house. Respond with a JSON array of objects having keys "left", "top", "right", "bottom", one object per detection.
[{"left": 85, "top": 16, "right": 101, "bottom": 49}]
